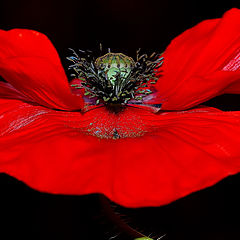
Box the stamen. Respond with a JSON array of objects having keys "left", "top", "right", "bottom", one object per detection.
[{"left": 67, "top": 48, "right": 163, "bottom": 105}]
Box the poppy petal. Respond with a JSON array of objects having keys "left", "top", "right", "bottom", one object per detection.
[
  {"left": 0, "top": 29, "right": 83, "bottom": 110},
  {"left": 1, "top": 99, "right": 240, "bottom": 207},
  {"left": 0, "top": 81, "right": 31, "bottom": 102},
  {"left": 157, "top": 8, "right": 240, "bottom": 110}
]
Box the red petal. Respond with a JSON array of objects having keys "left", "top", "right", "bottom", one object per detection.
[
  {"left": 0, "top": 81, "right": 30, "bottom": 102},
  {"left": 0, "top": 29, "right": 83, "bottom": 110},
  {"left": 1, "top": 99, "right": 240, "bottom": 207},
  {"left": 156, "top": 8, "right": 240, "bottom": 110}
]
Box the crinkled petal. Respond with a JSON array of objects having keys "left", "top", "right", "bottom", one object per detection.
[
  {"left": 1, "top": 99, "right": 240, "bottom": 207},
  {"left": 157, "top": 8, "right": 240, "bottom": 110},
  {"left": 0, "top": 29, "right": 83, "bottom": 110}
]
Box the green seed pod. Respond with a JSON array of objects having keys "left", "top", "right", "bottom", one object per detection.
[{"left": 95, "top": 53, "right": 135, "bottom": 85}]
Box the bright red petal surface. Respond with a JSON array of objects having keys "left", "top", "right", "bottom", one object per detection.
[
  {"left": 157, "top": 8, "right": 240, "bottom": 110},
  {"left": 0, "top": 29, "right": 83, "bottom": 110},
  {"left": 0, "top": 81, "right": 30, "bottom": 102},
  {"left": 1, "top": 98, "right": 240, "bottom": 207}
]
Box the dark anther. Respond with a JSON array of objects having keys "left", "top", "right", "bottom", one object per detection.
[{"left": 67, "top": 48, "right": 164, "bottom": 105}]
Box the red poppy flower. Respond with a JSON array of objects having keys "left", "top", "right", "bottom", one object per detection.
[{"left": 0, "top": 8, "right": 240, "bottom": 208}]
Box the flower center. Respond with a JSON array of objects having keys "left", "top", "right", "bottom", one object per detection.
[{"left": 68, "top": 49, "right": 163, "bottom": 106}]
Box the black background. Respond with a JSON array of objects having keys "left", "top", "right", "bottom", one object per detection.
[{"left": 0, "top": 0, "right": 240, "bottom": 239}]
